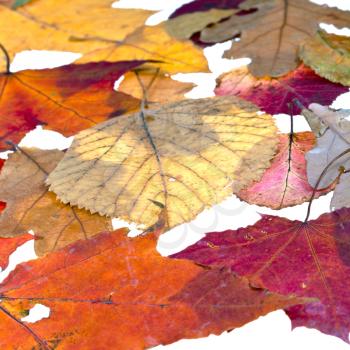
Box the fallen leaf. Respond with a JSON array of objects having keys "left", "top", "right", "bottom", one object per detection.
[
  {"left": 170, "top": 0, "right": 245, "bottom": 18},
  {"left": 238, "top": 132, "right": 333, "bottom": 209},
  {"left": 0, "top": 148, "right": 112, "bottom": 256},
  {"left": 305, "top": 104, "right": 350, "bottom": 210},
  {"left": 215, "top": 64, "right": 348, "bottom": 115},
  {"left": 165, "top": 8, "right": 235, "bottom": 40},
  {"left": 119, "top": 68, "right": 195, "bottom": 103},
  {"left": 200, "top": 0, "right": 350, "bottom": 77},
  {"left": 0, "top": 1, "right": 153, "bottom": 71},
  {"left": 76, "top": 24, "right": 209, "bottom": 74},
  {"left": 0, "top": 61, "right": 142, "bottom": 150},
  {"left": 172, "top": 208, "right": 350, "bottom": 341},
  {"left": 300, "top": 30, "right": 350, "bottom": 87},
  {"left": 0, "top": 228, "right": 309, "bottom": 349},
  {"left": 0, "top": 234, "right": 32, "bottom": 270},
  {"left": 47, "top": 96, "right": 278, "bottom": 230}
]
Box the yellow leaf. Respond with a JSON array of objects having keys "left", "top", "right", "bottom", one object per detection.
[
  {"left": 47, "top": 96, "right": 278, "bottom": 230},
  {"left": 0, "top": 148, "right": 112, "bottom": 256}
]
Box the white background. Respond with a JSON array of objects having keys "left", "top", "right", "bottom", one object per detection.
[{"left": 1, "top": 0, "right": 350, "bottom": 349}]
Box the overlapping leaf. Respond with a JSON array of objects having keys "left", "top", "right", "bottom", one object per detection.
[
  {"left": 0, "top": 229, "right": 308, "bottom": 349},
  {"left": 0, "top": 61, "right": 143, "bottom": 150},
  {"left": 238, "top": 132, "right": 333, "bottom": 209},
  {"left": 215, "top": 64, "right": 348, "bottom": 115},
  {"left": 0, "top": 0, "right": 153, "bottom": 71},
  {"left": 300, "top": 30, "right": 350, "bottom": 86},
  {"left": 200, "top": 0, "right": 350, "bottom": 77},
  {"left": 0, "top": 148, "right": 112, "bottom": 256},
  {"left": 47, "top": 96, "right": 278, "bottom": 230},
  {"left": 305, "top": 104, "right": 350, "bottom": 210},
  {"left": 172, "top": 208, "right": 350, "bottom": 341}
]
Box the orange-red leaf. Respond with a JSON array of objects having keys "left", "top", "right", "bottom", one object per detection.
[
  {"left": 173, "top": 208, "right": 350, "bottom": 341},
  {"left": 238, "top": 132, "right": 334, "bottom": 209},
  {"left": 0, "top": 229, "right": 307, "bottom": 349},
  {"left": 0, "top": 61, "right": 143, "bottom": 150}
]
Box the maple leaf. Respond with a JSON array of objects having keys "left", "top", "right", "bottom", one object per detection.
[
  {"left": 300, "top": 30, "right": 350, "bottom": 87},
  {"left": 0, "top": 228, "right": 309, "bottom": 349},
  {"left": 0, "top": 60, "right": 142, "bottom": 150},
  {"left": 238, "top": 132, "right": 333, "bottom": 209},
  {"left": 0, "top": 148, "right": 112, "bottom": 256},
  {"left": 305, "top": 104, "right": 350, "bottom": 210},
  {"left": 215, "top": 64, "right": 348, "bottom": 115},
  {"left": 76, "top": 24, "right": 209, "bottom": 74},
  {"left": 119, "top": 67, "right": 195, "bottom": 104},
  {"left": 0, "top": 0, "right": 153, "bottom": 71},
  {"left": 0, "top": 234, "right": 32, "bottom": 270},
  {"left": 47, "top": 96, "right": 278, "bottom": 230},
  {"left": 172, "top": 208, "right": 350, "bottom": 341},
  {"left": 200, "top": 0, "right": 350, "bottom": 77}
]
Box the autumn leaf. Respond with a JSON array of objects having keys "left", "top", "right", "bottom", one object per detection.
[
  {"left": 0, "top": 148, "right": 112, "bottom": 256},
  {"left": 305, "top": 104, "right": 350, "bottom": 210},
  {"left": 170, "top": 0, "right": 246, "bottom": 18},
  {"left": 0, "top": 234, "right": 32, "bottom": 270},
  {"left": 300, "top": 30, "right": 350, "bottom": 87},
  {"left": 0, "top": 60, "right": 142, "bottom": 150},
  {"left": 238, "top": 132, "right": 334, "bottom": 209},
  {"left": 172, "top": 208, "right": 350, "bottom": 341},
  {"left": 76, "top": 24, "right": 209, "bottom": 74},
  {"left": 47, "top": 96, "right": 278, "bottom": 230},
  {"left": 164, "top": 8, "right": 235, "bottom": 40},
  {"left": 200, "top": 0, "right": 350, "bottom": 77},
  {"left": 215, "top": 64, "right": 348, "bottom": 115},
  {"left": 0, "top": 228, "right": 309, "bottom": 349},
  {"left": 119, "top": 67, "right": 195, "bottom": 103},
  {"left": 0, "top": 1, "right": 153, "bottom": 71},
  {"left": 0, "top": 0, "right": 31, "bottom": 8}
]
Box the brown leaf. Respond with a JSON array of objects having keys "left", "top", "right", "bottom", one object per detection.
[
  {"left": 200, "top": 0, "right": 350, "bottom": 77},
  {"left": 0, "top": 148, "right": 112, "bottom": 256},
  {"left": 47, "top": 96, "right": 278, "bottom": 230}
]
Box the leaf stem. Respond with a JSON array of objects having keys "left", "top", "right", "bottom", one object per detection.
[{"left": 304, "top": 148, "right": 350, "bottom": 222}]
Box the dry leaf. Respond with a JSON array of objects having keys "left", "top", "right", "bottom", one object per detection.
[
  {"left": 47, "top": 96, "right": 277, "bottom": 230},
  {"left": 0, "top": 1, "right": 153, "bottom": 71},
  {"left": 200, "top": 0, "right": 350, "bottom": 77},
  {"left": 305, "top": 104, "right": 350, "bottom": 210},
  {"left": 0, "top": 229, "right": 309, "bottom": 349},
  {"left": 300, "top": 30, "right": 350, "bottom": 87},
  {"left": 0, "top": 148, "right": 112, "bottom": 256},
  {"left": 76, "top": 24, "right": 209, "bottom": 74},
  {"left": 119, "top": 68, "right": 195, "bottom": 103},
  {"left": 0, "top": 234, "right": 32, "bottom": 269},
  {"left": 165, "top": 8, "right": 235, "bottom": 39}
]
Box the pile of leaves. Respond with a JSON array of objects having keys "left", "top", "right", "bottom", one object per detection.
[{"left": 0, "top": 0, "right": 350, "bottom": 348}]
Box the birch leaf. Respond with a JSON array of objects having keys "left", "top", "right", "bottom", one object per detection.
[
  {"left": 305, "top": 104, "right": 350, "bottom": 210},
  {"left": 300, "top": 30, "right": 350, "bottom": 87},
  {"left": 200, "top": 0, "right": 350, "bottom": 77},
  {"left": 47, "top": 96, "right": 278, "bottom": 230},
  {"left": 0, "top": 148, "right": 112, "bottom": 256}
]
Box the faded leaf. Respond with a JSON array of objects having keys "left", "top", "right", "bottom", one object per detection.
[
  {"left": 165, "top": 8, "right": 235, "bottom": 39},
  {"left": 0, "top": 1, "right": 153, "bottom": 71},
  {"left": 305, "top": 104, "right": 350, "bottom": 210},
  {"left": 47, "top": 96, "right": 277, "bottom": 230},
  {"left": 119, "top": 68, "right": 195, "bottom": 103},
  {"left": 0, "top": 148, "right": 112, "bottom": 256},
  {"left": 76, "top": 25, "right": 209, "bottom": 74},
  {"left": 215, "top": 64, "right": 348, "bottom": 115},
  {"left": 201, "top": 0, "right": 350, "bottom": 77},
  {"left": 238, "top": 132, "right": 333, "bottom": 209},
  {"left": 300, "top": 30, "right": 350, "bottom": 87},
  {"left": 0, "top": 229, "right": 309, "bottom": 349},
  {"left": 172, "top": 208, "right": 350, "bottom": 341},
  {"left": 0, "top": 234, "right": 32, "bottom": 270},
  {"left": 0, "top": 61, "right": 142, "bottom": 150}
]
